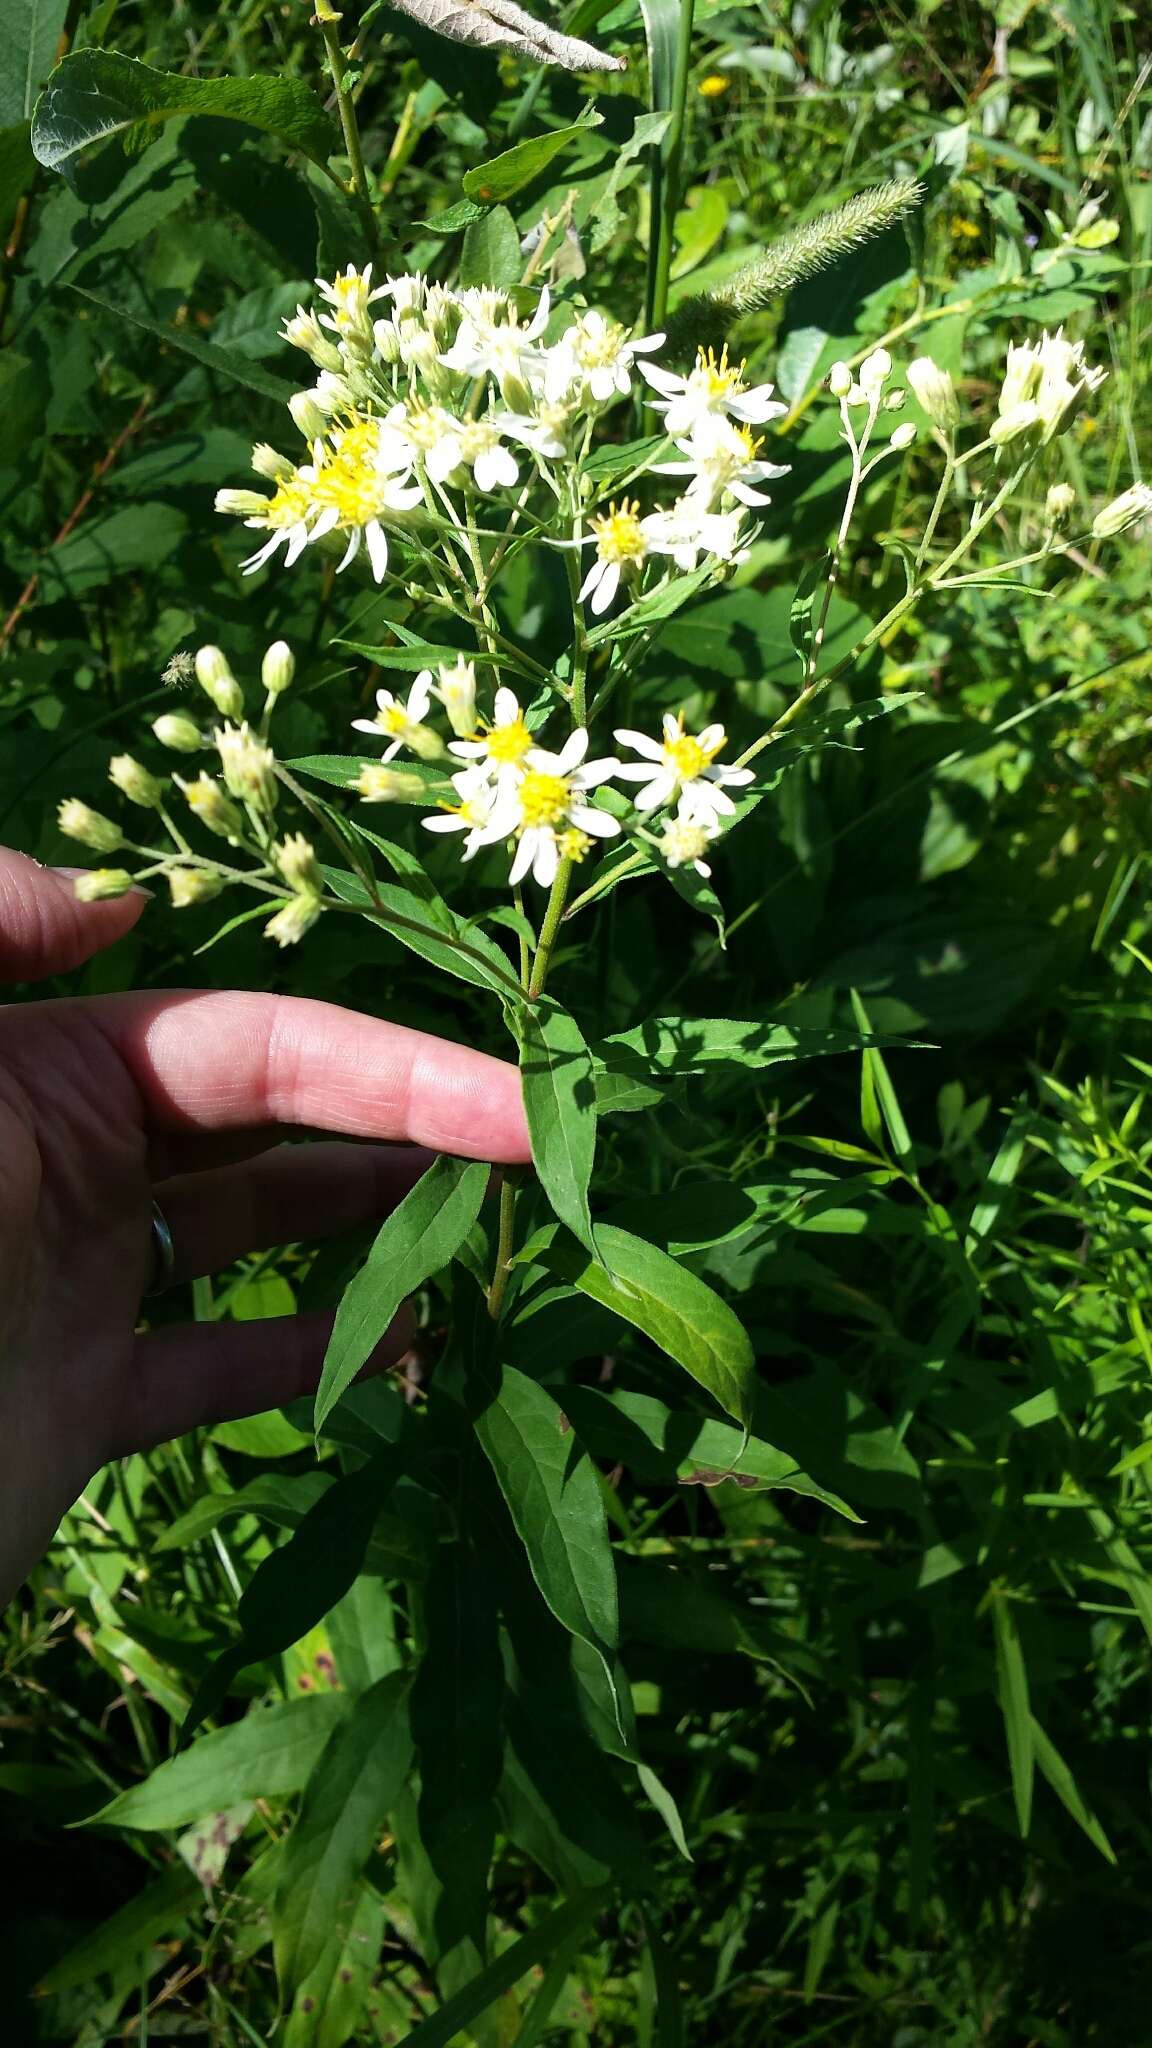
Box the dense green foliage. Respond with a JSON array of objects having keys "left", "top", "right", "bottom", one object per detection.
[{"left": 2, "top": 0, "right": 1151, "bottom": 2041}]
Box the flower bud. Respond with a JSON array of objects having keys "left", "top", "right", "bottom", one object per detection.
[
  {"left": 1091, "top": 482, "right": 1152, "bottom": 539},
  {"left": 251, "top": 444, "right": 294, "bottom": 482},
  {"left": 281, "top": 307, "right": 343, "bottom": 371},
  {"left": 176, "top": 773, "right": 245, "bottom": 841},
  {"left": 890, "top": 421, "right": 917, "bottom": 450},
  {"left": 1044, "top": 482, "right": 1076, "bottom": 530},
  {"left": 152, "top": 713, "right": 203, "bottom": 753},
  {"left": 109, "top": 755, "right": 164, "bottom": 809},
  {"left": 989, "top": 400, "right": 1041, "bottom": 447},
  {"left": 58, "top": 799, "right": 124, "bottom": 853},
  {"left": 261, "top": 640, "right": 296, "bottom": 698},
  {"left": 356, "top": 764, "right": 428, "bottom": 804},
  {"left": 373, "top": 318, "right": 401, "bottom": 365},
  {"left": 215, "top": 488, "right": 270, "bottom": 518},
  {"left": 435, "top": 657, "right": 477, "bottom": 739},
  {"left": 194, "top": 645, "right": 245, "bottom": 720},
  {"left": 266, "top": 895, "right": 323, "bottom": 947},
  {"left": 884, "top": 387, "right": 906, "bottom": 411},
  {"left": 168, "top": 868, "right": 225, "bottom": 908},
  {"left": 73, "top": 869, "right": 136, "bottom": 902},
  {"left": 998, "top": 341, "right": 1042, "bottom": 416},
  {"left": 906, "top": 356, "right": 959, "bottom": 431},
  {"left": 276, "top": 833, "right": 323, "bottom": 895},
  {"left": 288, "top": 390, "right": 329, "bottom": 442},
  {"left": 858, "top": 347, "right": 892, "bottom": 392},
  {"left": 215, "top": 724, "right": 277, "bottom": 809},
  {"left": 828, "top": 359, "right": 853, "bottom": 398}
]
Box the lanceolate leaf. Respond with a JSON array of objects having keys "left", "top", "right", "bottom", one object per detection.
[
  {"left": 393, "top": 1890, "right": 611, "bottom": 2048},
  {"left": 462, "top": 110, "right": 603, "bottom": 202},
  {"left": 315, "top": 1156, "right": 489, "bottom": 1434},
  {"left": 184, "top": 1452, "right": 407, "bottom": 1737},
  {"left": 544, "top": 1225, "right": 756, "bottom": 1429},
  {"left": 992, "top": 1590, "right": 1033, "bottom": 1838},
  {"left": 32, "top": 50, "right": 335, "bottom": 181},
  {"left": 519, "top": 996, "right": 598, "bottom": 1252},
  {"left": 274, "top": 1672, "right": 414, "bottom": 1994},
  {"left": 89, "top": 1696, "right": 348, "bottom": 1830},
  {"left": 36, "top": 1865, "right": 203, "bottom": 1996},
  {"left": 595, "top": 1015, "right": 913, "bottom": 1082},
  {"left": 476, "top": 1365, "right": 619, "bottom": 1665},
  {"left": 70, "top": 285, "right": 297, "bottom": 402}
]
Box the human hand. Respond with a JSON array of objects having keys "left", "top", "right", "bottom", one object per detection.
[{"left": 0, "top": 848, "right": 530, "bottom": 1604}]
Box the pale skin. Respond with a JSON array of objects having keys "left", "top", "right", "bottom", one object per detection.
[{"left": 0, "top": 847, "right": 531, "bottom": 1605}]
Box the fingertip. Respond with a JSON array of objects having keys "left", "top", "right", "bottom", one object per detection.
[{"left": 0, "top": 849, "right": 147, "bottom": 983}]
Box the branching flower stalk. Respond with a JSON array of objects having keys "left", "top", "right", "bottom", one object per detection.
[{"left": 61, "top": 265, "right": 1146, "bottom": 1317}]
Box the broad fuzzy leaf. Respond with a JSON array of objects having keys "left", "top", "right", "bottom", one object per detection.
[{"left": 385, "top": 0, "right": 623, "bottom": 71}]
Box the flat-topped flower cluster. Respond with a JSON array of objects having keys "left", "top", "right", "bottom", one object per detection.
[{"left": 214, "top": 265, "right": 789, "bottom": 607}]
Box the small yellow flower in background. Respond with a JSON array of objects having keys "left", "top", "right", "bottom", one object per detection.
[
  {"left": 698, "top": 72, "right": 730, "bottom": 97},
  {"left": 168, "top": 869, "right": 224, "bottom": 908},
  {"left": 950, "top": 216, "right": 981, "bottom": 241},
  {"left": 109, "top": 755, "right": 164, "bottom": 809},
  {"left": 58, "top": 800, "right": 124, "bottom": 853}
]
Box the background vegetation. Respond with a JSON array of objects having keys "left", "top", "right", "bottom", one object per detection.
[{"left": 2, "top": 0, "right": 1151, "bottom": 2040}]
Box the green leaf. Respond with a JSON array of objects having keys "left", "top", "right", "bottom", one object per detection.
[
  {"left": 992, "top": 1591, "right": 1033, "bottom": 1838},
  {"left": 476, "top": 1364, "right": 619, "bottom": 1667},
  {"left": 27, "top": 503, "right": 188, "bottom": 601},
  {"left": 459, "top": 203, "right": 521, "bottom": 289},
  {"left": 283, "top": 1884, "right": 387, "bottom": 2048},
  {"left": 184, "top": 1452, "right": 407, "bottom": 1737},
  {"left": 36, "top": 1863, "right": 203, "bottom": 1995},
  {"left": 519, "top": 996, "right": 597, "bottom": 1253},
  {"left": 336, "top": 635, "right": 498, "bottom": 672},
  {"left": 595, "top": 1015, "right": 906, "bottom": 1082},
  {"left": 1029, "top": 1715, "right": 1116, "bottom": 1865},
  {"left": 32, "top": 49, "right": 335, "bottom": 181},
  {"left": 543, "top": 1224, "right": 755, "bottom": 1429},
  {"left": 315, "top": 1156, "right": 489, "bottom": 1434},
  {"left": 70, "top": 284, "right": 297, "bottom": 402},
  {"left": 463, "top": 110, "right": 602, "bottom": 202},
  {"left": 410, "top": 1546, "right": 505, "bottom": 1955},
  {"left": 89, "top": 1695, "right": 348, "bottom": 1830},
  {"left": 153, "top": 1471, "right": 332, "bottom": 1551},
  {"left": 0, "top": 0, "right": 68, "bottom": 126},
  {"left": 392, "top": 1889, "right": 609, "bottom": 2048},
  {"left": 0, "top": 120, "right": 35, "bottom": 239},
  {"left": 789, "top": 556, "right": 826, "bottom": 673},
  {"left": 274, "top": 1672, "right": 414, "bottom": 1994}
]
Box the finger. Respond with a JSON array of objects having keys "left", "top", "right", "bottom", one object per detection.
[
  {"left": 0, "top": 851, "right": 146, "bottom": 983},
  {"left": 88, "top": 988, "right": 532, "bottom": 1162},
  {"left": 153, "top": 1140, "right": 433, "bottom": 1280},
  {"left": 114, "top": 1302, "right": 415, "bottom": 1455}
]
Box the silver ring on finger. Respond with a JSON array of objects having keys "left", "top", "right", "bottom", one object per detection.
[{"left": 144, "top": 1200, "right": 178, "bottom": 1297}]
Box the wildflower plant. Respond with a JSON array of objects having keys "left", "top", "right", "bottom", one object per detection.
[{"left": 30, "top": 0, "right": 1152, "bottom": 2023}]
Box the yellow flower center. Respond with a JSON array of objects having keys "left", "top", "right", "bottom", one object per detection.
[
  {"left": 664, "top": 722, "right": 725, "bottom": 781},
  {"left": 378, "top": 705, "right": 412, "bottom": 735},
  {"left": 312, "top": 448, "right": 389, "bottom": 528},
  {"left": 264, "top": 478, "right": 313, "bottom": 529},
  {"left": 486, "top": 719, "right": 533, "bottom": 764},
  {"left": 518, "top": 770, "right": 570, "bottom": 828},
  {"left": 592, "top": 501, "right": 646, "bottom": 566},
  {"left": 558, "top": 827, "right": 594, "bottom": 862},
  {"left": 692, "top": 345, "right": 745, "bottom": 401},
  {"left": 577, "top": 318, "right": 626, "bottom": 368}
]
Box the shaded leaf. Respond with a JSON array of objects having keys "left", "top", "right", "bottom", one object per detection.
[
  {"left": 89, "top": 1696, "right": 348, "bottom": 1830},
  {"left": 519, "top": 996, "right": 597, "bottom": 1252}
]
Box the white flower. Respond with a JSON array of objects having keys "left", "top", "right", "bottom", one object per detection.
[
  {"left": 657, "top": 807, "right": 720, "bottom": 877},
  {"left": 996, "top": 329, "right": 1106, "bottom": 442},
  {"left": 542, "top": 309, "right": 664, "bottom": 409},
  {"left": 438, "top": 289, "right": 551, "bottom": 407},
  {"left": 614, "top": 713, "right": 753, "bottom": 825},
  {"left": 906, "top": 356, "right": 959, "bottom": 431},
  {"left": 214, "top": 724, "right": 277, "bottom": 809},
  {"left": 641, "top": 498, "right": 750, "bottom": 573},
  {"left": 422, "top": 413, "right": 520, "bottom": 493},
  {"left": 579, "top": 500, "right": 649, "bottom": 616},
  {"left": 352, "top": 671, "right": 444, "bottom": 761},
  {"left": 654, "top": 414, "right": 790, "bottom": 509},
  {"left": 497, "top": 403, "right": 573, "bottom": 461},
  {"left": 316, "top": 263, "right": 389, "bottom": 339},
  {"left": 1092, "top": 482, "right": 1152, "bottom": 538},
  {"left": 422, "top": 765, "right": 501, "bottom": 861},
  {"left": 432, "top": 657, "right": 478, "bottom": 738},
  {"left": 304, "top": 420, "right": 423, "bottom": 582},
  {"left": 449, "top": 686, "right": 536, "bottom": 788},
  {"left": 640, "top": 345, "right": 786, "bottom": 439},
  {"left": 473, "top": 730, "right": 621, "bottom": 888}
]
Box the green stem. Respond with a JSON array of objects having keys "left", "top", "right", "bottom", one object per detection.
[
  {"left": 647, "top": 0, "right": 697, "bottom": 332},
  {"left": 528, "top": 859, "right": 575, "bottom": 999},
  {"left": 487, "top": 1171, "right": 522, "bottom": 1320},
  {"left": 317, "top": 8, "right": 374, "bottom": 237}
]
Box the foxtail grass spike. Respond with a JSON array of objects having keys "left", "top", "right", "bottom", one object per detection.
[{"left": 664, "top": 177, "right": 924, "bottom": 363}]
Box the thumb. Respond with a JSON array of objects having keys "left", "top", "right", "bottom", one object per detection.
[{"left": 0, "top": 847, "right": 148, "bottom": 984}]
